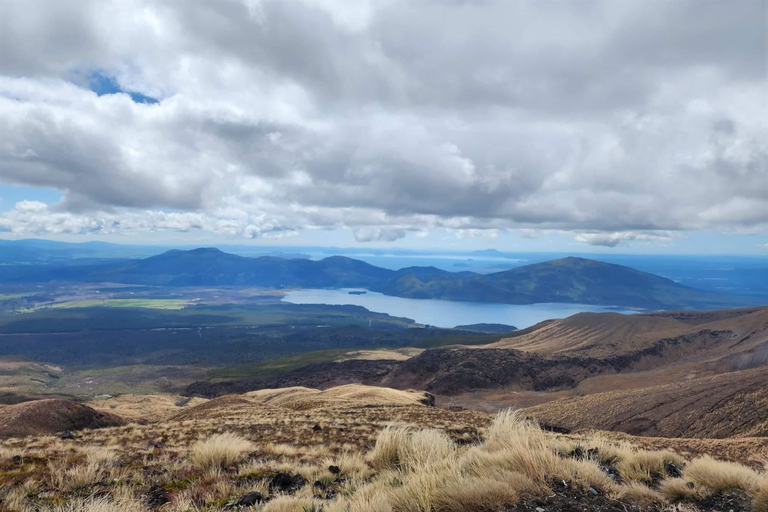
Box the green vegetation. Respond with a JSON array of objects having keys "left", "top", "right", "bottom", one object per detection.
[
  {"left": 207, "top": 331, "right": 505, "bottom": 382},
  {"left": 0, "top": 303, "right": 412, "bottom": 334},
  {"left": 208, "top": 349, "right": 351, "bottom": 381},
  {"left": 49, "top": 298, "right": 189, "bottom": 310},
  {"left": 0, "top": 293, "right": 30, "bottom": 300}
]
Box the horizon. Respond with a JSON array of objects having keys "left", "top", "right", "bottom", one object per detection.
[{"left": 3, "top": 235, "right": 768, "bottom": 259}]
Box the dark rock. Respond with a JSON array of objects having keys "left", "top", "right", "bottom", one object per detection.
[
  {"left": 419, "top": 392, "right": 436, "bottom": 406},
  {"left": 146, "top": 486, "right": 170, "bottom": 508},
  {"left": 270, "top": 472, "right": 307, "bottom": 493},
  {"left": 11, "top": 455, "right": 22, "bottom": 463},
  {"left": 235, "top": 491, "right": 262, "bottom": 507},
  {"left": 328, "top": 465, "right": 341, "bottom": 475},
  {"left": 664, "top": 460, "right": 683, "bottom": 478},
  {"left": 539, "top": 423, "right": 571, "bottom": 435},
  {"left": 312, "top": 424, "right": 322, "bottom": 431},
  {"left": 60, "top": 430, "right": 75, "bottom": 440},
  {"left": 687, "top": 481, "right": 695, "bottom": 489}
]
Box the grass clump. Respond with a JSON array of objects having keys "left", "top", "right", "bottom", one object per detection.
[
  {"left": 684, "top": 455, "right": 761, "bottom": 491},
  {"left": 190, "top": 432, "right": 253, "bottom": 471},
  {"left": 754, "top": 479, "right": 768, "bottom": 512}
]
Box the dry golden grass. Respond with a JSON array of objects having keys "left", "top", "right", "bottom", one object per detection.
[
  {"left": 190, "top": 432, "right": 254, "bottom": 471},
  {"left": 0, "top": 389, "right": 766, "bottom": 511},
  {"left": 754, "top": 479, "right": 768, "bottom": 512},
  {"left": 87, "top": 394, "right": 209, "bottom": 422},
  {"left": 683, "top": 454, "right": 762, "bottom": 491},
  {"left": 245, "top": 384, "right": 431, "bottom": 411}
]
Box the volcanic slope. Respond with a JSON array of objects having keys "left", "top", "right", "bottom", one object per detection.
[
  {"left": 525, "top": 365, "right": 768, "bottom": 438},
  {"left": 487, "top": 305, "right": 768, "bottom": 364}
]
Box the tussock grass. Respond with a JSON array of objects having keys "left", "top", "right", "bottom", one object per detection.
[
  {"left": 368, "top": 426, "right": 413, "bottom": 470},
  {"left": 190, "top": 432, "right": 253, "bottom": 471},
  {"left": 658, "top": 478, "right": 709, "bottom": 501},
  {"left": 3, "top": 397, "right": 768, "bottom": 511},
  {"left": 612, "top": 481, "right": 666, "bottom": 505},
  {"left": 754, "top": 479, "right": 768, "bottom": 512},
  {"left": 53, "top": 496, "right": 147, "bottom": 512},
  {"left": 684, "top": 455, "right": 761, "bottom": 491}
]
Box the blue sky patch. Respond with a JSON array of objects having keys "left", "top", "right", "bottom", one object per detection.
[{"left": 88, "top": 72, "right": 159, "bottom": 104}]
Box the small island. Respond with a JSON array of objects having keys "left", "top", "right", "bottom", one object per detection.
[{"left": 348, "top": 290, "right": 367, "bottom": 295}]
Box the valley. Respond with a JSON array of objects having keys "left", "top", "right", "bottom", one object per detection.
[{"left": 1, "top": 247, "right": 768, "bottom": 511}]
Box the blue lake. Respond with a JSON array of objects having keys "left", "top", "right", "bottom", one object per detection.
[{"left": 282, "top": 288, "right": 639, "bottom": 329}]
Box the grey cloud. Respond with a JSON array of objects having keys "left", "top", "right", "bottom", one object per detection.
[
  {"left": 354, "top": 227, "right": 408, "bottom": 243},
  {"left": 0, "top": 0, "right": 765, "bottom": 243}
]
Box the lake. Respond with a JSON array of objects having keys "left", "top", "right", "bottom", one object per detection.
[{"left": 282, "top": 288, "right": 638, "bottom": 329}]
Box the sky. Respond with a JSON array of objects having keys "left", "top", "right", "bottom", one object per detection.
[{"left": 0, "top": 0, "right": 766, "bottom": 254}]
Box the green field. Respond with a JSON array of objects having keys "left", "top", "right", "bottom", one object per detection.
[
  {"left": 49, "top": 298, "right": 189, "bottom": 310},
  {"left": 0, "top": 293, "right": 31, "bottom": 300}
]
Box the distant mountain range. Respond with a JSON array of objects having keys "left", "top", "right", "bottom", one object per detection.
[{"left": 0, "top": 247, "right": 757, "bottom": 310}]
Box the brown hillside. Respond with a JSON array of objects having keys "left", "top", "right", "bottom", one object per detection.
[
  {"left": 525, "top": 366, "right": 768, "bottom": 439},
  {"left": 0, "top": 399, "right": 125, "bottom": 439},
  {"left": 486, "top": 306, "right": 768, "bottom": 374},
  {"left": 87, "top": 394, "right": 209, "bottom": 422}
]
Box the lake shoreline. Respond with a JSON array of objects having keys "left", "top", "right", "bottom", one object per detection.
[{"left": 282, "top": 288, "right": 640, "bottom": 329}]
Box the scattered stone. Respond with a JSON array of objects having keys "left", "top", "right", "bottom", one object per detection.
[
  {"left": 536, "top": 508, "right": 546, "bottom": 512},
  {"left": 235, "top": 491, "right": 262, "bottom": 507},
  {"left": 270, "top": 472, "right": 307, "bottom": 493},
  {"left": 11, "top": 455, "right": 21, "bottom": 463},
  {"left": 328, "top": 465, "right": 341, "bottom": 475},
  {"left": 312, "top": 424, "right": 322, "bottom": 431},
  {"left": 146, "top": 486, "right": 170, "bottom": 508},
  {"left": 60, "top": 430, "right": 74, "bottom": 440},
  {"left": 589, "top": 487, "right": 600, "bottom": 496}
]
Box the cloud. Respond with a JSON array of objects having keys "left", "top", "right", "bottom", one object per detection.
[
  {"left": 354, "top": 227, "right": 408, "bottom": 242},
  {"left": 574, "top": 231, "right": 677, "bottom": 248},
  {"left": 0, "top": 0, "right": 765, "bottom": 244}
]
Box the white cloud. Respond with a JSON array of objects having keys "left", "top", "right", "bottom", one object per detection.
[{"left": 0, "top": 0, "right": 765, "bottom": 244}]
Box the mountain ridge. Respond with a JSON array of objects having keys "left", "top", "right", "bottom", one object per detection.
[{"left": 0, "top": 249, "right": 754, "bottom": 310}]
